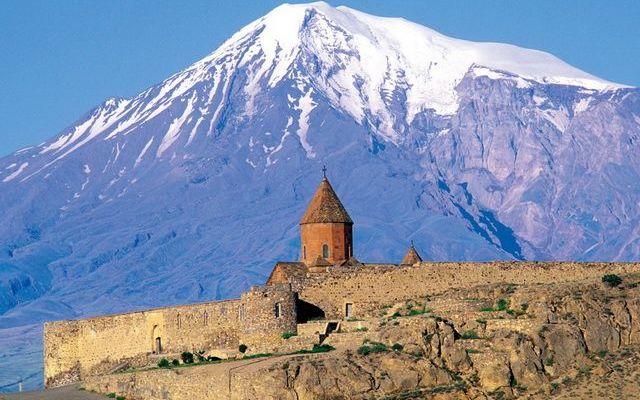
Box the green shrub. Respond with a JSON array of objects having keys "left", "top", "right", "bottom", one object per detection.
[
  {"left": 243, "top": 353, "right": 272, "bottom": 359},
  {"left": 357, "top": 342, "right": 387, "bottom": 355},
  {"left": 157, "top": 358, "right": 170, "bottom": 368},
  {"left": 461, "top": 330, "right": 480, "bottom": 339},
  {"left": 466, "top": 348, "right": 482, "bottom": 354},
  {"left": 171, "top": 359, "right": 179, "bottom": 366},
  {"left": 355, "top": 326, "right": 368, "bottom": 332},
  {"left": 407, "top": 308, "right": 425, "bottom": 316},
  {"left": 391, "top": 311, "right": 402, "bottom": 319},
  {"left": 238, "top": 344, "right": 248, "bottom": 353},
  {"left": 181, "top": 351, "right": 194, "bottom": 364},
  {"left": 312, "top": 344, "right": 335, "bottom": 353},
  {"left": 106, "top": 394, "right": 116, "bottom": 399},
  {"left": 545, "top": 356, "right": 554, "bottom": 366},
  {"left": 296, "top": 344, "right": 335, "bottom": 354},
  {"left": 281, "top": 331, "right": 297, "bottom": 339},
  {"left": 496, "top": 299, "right": 509, "bottom": 311},
  {"left": 357, "top": 345, "right": 371, "bottom": 356},
  {"left": 206, "top": 356, "right": 221, "bottom": 362},
  {"left": 391, "top": 343, "right": 404, "bottom": 351},
  {"left": 116, "top": 397, "right": 125, "bottom": 400},
  {"left": 602, "top": 274, "right": 622, "bottom": 287},
  {"left": 479, "top": 307, "right": 495, "bottom": 312}
]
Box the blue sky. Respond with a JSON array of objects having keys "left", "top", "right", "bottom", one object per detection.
[{"left": 1, "top": 0, "right": 638, "bottom": 156}]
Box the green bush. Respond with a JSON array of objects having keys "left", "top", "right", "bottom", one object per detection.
[
  {"left": 243, "top": 353, "right": 272, "bottom": 359},
  {"left": 311, "top": 344, "right": 335, "bottom": 353},
  {"left": 157, "top": 358, "right": 171, "bottom": 368},
  {"left": 602, "top": 274, "right": 622, "bottom": 287},
  {"left": 391, "top": 343, "right": 404, "bottom": 351},
  {"left": 355, "top": 326, "right": 368, "bottom": 332},
  {"left": 461, "top": 330, "right": 480, "bottom": 339},
  {"left": 281, "top": 331, "right": 297, "bottom": 339},
  {"left": 296, "top": 344, "right": 335, "bottom": 354},
  {"left": 391, "top": 311, "right": 402, "bottom": 318},
  {"left": 206, "top": 356, "right": 221, "bottom": 362},
  {"left": 357, "top": 342, "right": 387, "bottom": 355},
  {"left": 171, "top": 359, "right": 179, "bottom": 366},
  {"left": 106, "top": 394, "right": 116, "bottom": 399},
  {"left": 238, "top": 344, "right": 248, "bottom": 353},
  {"left": 496, "top": 299, "right": 509, "bottom": 311},
  {"left": 116, "top": 397, "right": 125, "bottom": 400},
  {"left": 357, "top": 345, "right": 371, "bottom": 356},
  {"left": 181, "top": 351, "right": 194, "bottom": 364}
]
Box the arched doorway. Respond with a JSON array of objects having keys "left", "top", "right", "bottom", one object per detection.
[{"left": 151, "top": 324, "right": 162, "bottom": 354}]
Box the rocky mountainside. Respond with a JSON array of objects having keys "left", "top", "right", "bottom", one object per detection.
[{"left": 0, "top": 1, "right": 638, "bottom": 391}]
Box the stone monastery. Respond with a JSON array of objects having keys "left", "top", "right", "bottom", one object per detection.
[
  {"left": 44, "top": 173, "right": 426, "bottom": 388},
  {"left": 43, "top": 174, "right": 633, "bottom": 390}
]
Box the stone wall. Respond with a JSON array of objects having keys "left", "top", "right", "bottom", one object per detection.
[
  {"left": 44, "top": 299, "right": 242, "bottom": 388},
  {"left": 296, "top": 261, "right": 640, "bottom": 319},
  {"left": 239, "top": 284, "right": 297, "bottom": 352},
  {"left": 44, "top": 284, "right": 298, "bottom": 388}
]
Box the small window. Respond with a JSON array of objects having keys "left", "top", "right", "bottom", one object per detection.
[
  {"left": 322, "top": 244, "right": 329, "bottom": 258},
  {"left": 203, "top": 311, "right": 208, "bottom": 326},
  {"left": 345, "top": 303, "right": 353, "bottom": 318},
  {"left": 303, "top": 246, "right": 307, "bottom": 260},
  {"left": 275, "top": 302, "right": 282, "bottom": 318}
]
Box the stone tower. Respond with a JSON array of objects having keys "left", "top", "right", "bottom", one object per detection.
[{"left": 300, "top": 173, "right": 353, "bottom": 266}]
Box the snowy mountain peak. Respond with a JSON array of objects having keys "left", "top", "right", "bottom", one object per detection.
[
  {"left": 199, "top": 1, "right": 628, "bottom": 127},
  {"left": 7, "top": 2, "right": 630, "bottom": 166}
]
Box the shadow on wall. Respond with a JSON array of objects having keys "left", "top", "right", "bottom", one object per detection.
[{"left": 296, "top": 299, "right": 325, "bottom": 323}]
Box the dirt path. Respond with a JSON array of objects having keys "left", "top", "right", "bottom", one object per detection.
[{"left": 0, "top": 385, "right": 104, "bottom": 400}]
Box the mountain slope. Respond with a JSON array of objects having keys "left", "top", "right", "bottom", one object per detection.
[{"left": 0, "top": 1, "right": 638, "bottom": 391}]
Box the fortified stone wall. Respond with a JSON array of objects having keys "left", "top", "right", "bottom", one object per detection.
[
  {"left": 239, "top": 283, "right": 297, "bottom": 350},
  {"left": 44, "top": 284, "right": 298, "bottom": 388},
  {"left": 44, "top": 299, "right": 242, "bottom": 388},
  {"left": 296, "top": 262, "right": 640, "bottom": 319}
]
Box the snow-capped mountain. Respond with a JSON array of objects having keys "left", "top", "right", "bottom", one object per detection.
[{"left": 0, "top": 2, "right": 638, "bottom": 391}]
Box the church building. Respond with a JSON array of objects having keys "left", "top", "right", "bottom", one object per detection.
[{"left": 267, "top": 171, "right": 422, "bottom": 284}]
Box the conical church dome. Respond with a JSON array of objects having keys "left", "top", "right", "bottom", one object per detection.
[
  {"left": 401, "top": 243, "right": 423, "bottom": 265},
  {"left": 300, "top": 177, "right": 353, "bottom": 225}
]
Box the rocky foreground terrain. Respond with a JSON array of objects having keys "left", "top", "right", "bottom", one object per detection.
[{"left": 71, "top": 270, "right": 640, "bottom": 399}]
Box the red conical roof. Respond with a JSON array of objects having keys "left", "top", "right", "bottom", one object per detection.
[
  {"left": 300, "top": 177, "right": 353, "bottom": 224},
  {"left": 401, "top": 244, "right": 423, "bottom": 265}
]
